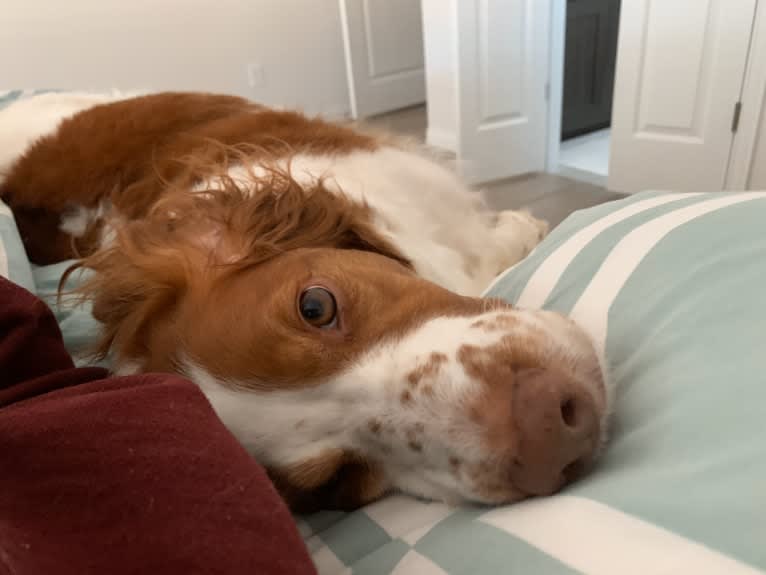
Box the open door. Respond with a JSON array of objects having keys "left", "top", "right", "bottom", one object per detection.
[
  {"left": 339, "top": 0, "right": 426, "bottom": 119},
  {"left": 608, "top": 0, "right": 757, "bottom": 193},
  {"left": 456, "top": 0, "right": 551, "bottom": 184},
  {"left": 561, "top": 0, "right": 621, "bottom": 140}
]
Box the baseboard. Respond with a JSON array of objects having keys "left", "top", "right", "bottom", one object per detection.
[
  {"left": 426, "top": 127, "right": 457, "bottom": 152},
  {"left": 556, "top": 164, "right": 609, "bottom": 188},
  {"left": 322, "top": 107, "right": 352, "bottom": 121}
]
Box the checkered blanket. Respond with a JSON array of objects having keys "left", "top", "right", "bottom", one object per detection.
[{"left": 0, "top": 200, "right": 34, "bottom": 293}]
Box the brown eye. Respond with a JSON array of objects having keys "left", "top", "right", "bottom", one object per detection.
[{"left": 299, "top": 287, "right": 338, "bottom": 328}]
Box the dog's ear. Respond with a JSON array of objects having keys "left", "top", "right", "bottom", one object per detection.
[
  {"left": 332, "top": 214, "right": 412, "bottom": 269},
  {"left": 71, "top": 204, "right": 229, "bottom": 362},
  {"left": 189, "top": 171, "right": 414, "bottom": 270},
  {"left": 72, "top": 172, "right": 414, "bottom": 362},
  {"left": 267, "top": 450, "right": 390, "bottom": 512}
]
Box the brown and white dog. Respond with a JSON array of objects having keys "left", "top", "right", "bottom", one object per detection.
[{"left": 0, "top": 92, "right": 611, "bottom": 511}]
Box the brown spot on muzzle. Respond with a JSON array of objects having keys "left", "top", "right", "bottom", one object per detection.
[
  {"left": 406, "top": 427, "right": 424, "bottom": 452},
  {"left": 368, "top": 419, "right": 382, "bottom": 434},
  {"left": 406, "top": 352, "right": 448, "bottom": 387},
  {"left": 407, "top": 440, "right": 423, "bottom": 452},
  {"left": 458, "top": 332, "right": 543, "bottom": 390}
]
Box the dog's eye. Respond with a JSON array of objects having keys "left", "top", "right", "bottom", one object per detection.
[{"left": 299, "top": 287, "right": 338, "bottom": 328}]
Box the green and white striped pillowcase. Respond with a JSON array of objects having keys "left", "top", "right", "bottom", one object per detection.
[
  {"left": 0, "top": 200, "right": 35, "bottom": 293},
  {"left": 483, "top": 191, "right": 766, "bottom": 574},
  {"left": 0, "top": 90, "right": 28, "bottom": 110},
  {"left": 0, "top": 88, "right": 67, "bottom": 110},
  {"left": 0, "top": 89, "right": 60, "bottom": 110},
  {"left": 0, "top": 90, "right": 52, "bottom": 291},
  {"left": 301, "top": 191, "right": 766, "bottom": 575}
]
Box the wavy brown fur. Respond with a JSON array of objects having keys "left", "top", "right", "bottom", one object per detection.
[
  {"left": 1, "top": 92, "right": 379, "bottom": 264},
  {"left": 63, "top": 160, "right": 411, "bottom": 362}
]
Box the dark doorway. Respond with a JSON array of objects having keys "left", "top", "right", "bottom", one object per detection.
[{"left": 561, "top": 0, "right": 622, "bottom": 141}]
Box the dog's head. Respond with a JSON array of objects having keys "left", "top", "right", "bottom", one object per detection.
[{"left": 72, "top": 168, "right": 612, "bottom": 511}]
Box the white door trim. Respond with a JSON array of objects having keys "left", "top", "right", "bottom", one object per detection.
[
  {"left": 546, "top": 0, "right": 567, "bottom": 173},
  {"left": 338, "top": 0, "right": 360, "bottom": 118},
  {"left": 725, "top": 0, "right": 766, "bottom": 190},
  {"left": 422, "top": 0, "right": 460, "bottom": 152}
]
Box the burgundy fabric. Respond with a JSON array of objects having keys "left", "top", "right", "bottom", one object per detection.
[{"left": 0, "top": 276, "right": 316, "bottom": 575}]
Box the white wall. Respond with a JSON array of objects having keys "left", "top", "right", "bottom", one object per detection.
[
  {"left": 750, "top": 95, "right": 766, "bottom": 189},
  {"left": 0, "top": 0, "right": 351, "bottom": 117}
]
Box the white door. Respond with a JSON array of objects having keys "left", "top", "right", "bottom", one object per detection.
[
  {"left": 456, "top": 0, "right": 551, "bottom": 184},
  {"left": 609, "top": 0, "right": 758, "bottom": 194},
  {"left": 339, "top": 0, "right": 426, "bottom": 118}
]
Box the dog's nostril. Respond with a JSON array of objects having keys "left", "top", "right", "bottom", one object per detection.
[{"left": 560, "top": 397, "right": 578, "bottom": 428}]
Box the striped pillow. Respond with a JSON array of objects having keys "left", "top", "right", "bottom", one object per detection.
[
  {"left": 0, "top": 89, "right": 58, "bottom": 110},
  {"left": 300, "top": 192, "right": 766, "bottom": 575},
  {"left": 0, "top": 200, "right": 35, "bottom": 293}
]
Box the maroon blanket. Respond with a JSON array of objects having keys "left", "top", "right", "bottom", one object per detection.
[{"left": 0, "top": 276, "right": 316, "bottom": 574}]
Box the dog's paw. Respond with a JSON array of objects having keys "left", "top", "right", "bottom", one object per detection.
[
  {"left": 488, "top": 209, "right": 550, "bottom": 274},
  {"left": 495, "top": 209, "right": 549, "bottom": 244}
]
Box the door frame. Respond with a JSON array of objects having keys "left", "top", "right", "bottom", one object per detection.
[
  {"left": 546, "top": 0, "right": 567, "bottom": 173},
  {"left": 546, "top": 0, "right": 618, "bottom": 186},
  {"left": 546, "top": 0, "right": 610, "bottom": 187},
  {"left": 725, "top": 0, "right": 766, "bottom": 190}
]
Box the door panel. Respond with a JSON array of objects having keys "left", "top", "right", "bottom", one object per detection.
[
  {"left": 340, "top": 0, "right": 426, "bottom": 118},
  {"left": 609, "top": 0, "right": 757, "bottom": 193},
  {"left": 457, "top": 0, "right": 550, "bottom": 184}
]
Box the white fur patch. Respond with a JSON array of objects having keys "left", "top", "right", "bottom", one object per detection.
[
  {"left": 112, "top": 359, "right": 143, "bottom": 377},
  {"left": 178, "top": 308, "right": 610, "bottom": 505},
  {"left": 196, "top": 147, "right": 547, "bottom": 296},
  {"left": 59, "top": 200, "right": 111, "bottom": 238}
]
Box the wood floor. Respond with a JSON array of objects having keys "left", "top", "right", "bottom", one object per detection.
[{"left": 365, "top": 105, "right": 625, "bottom": 228}]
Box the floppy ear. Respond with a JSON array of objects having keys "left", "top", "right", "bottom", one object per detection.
[
  {"left": 71, "top": 170, "right": 413, "bottom": 361},
  {"left": 167, "top": 141, "right": 414, "bottom": 269},
  {"left": 149, "top": 172, "right": 414, "bottom": 270},
  {"left": 333, "top": 215, "right": 412, "bottom": 269},
  {"left": 69, "top": 206, "right": 230, "bottom": 362},
  {"left": 267, "top": 450, "right": 389, "bottom": 512}
]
